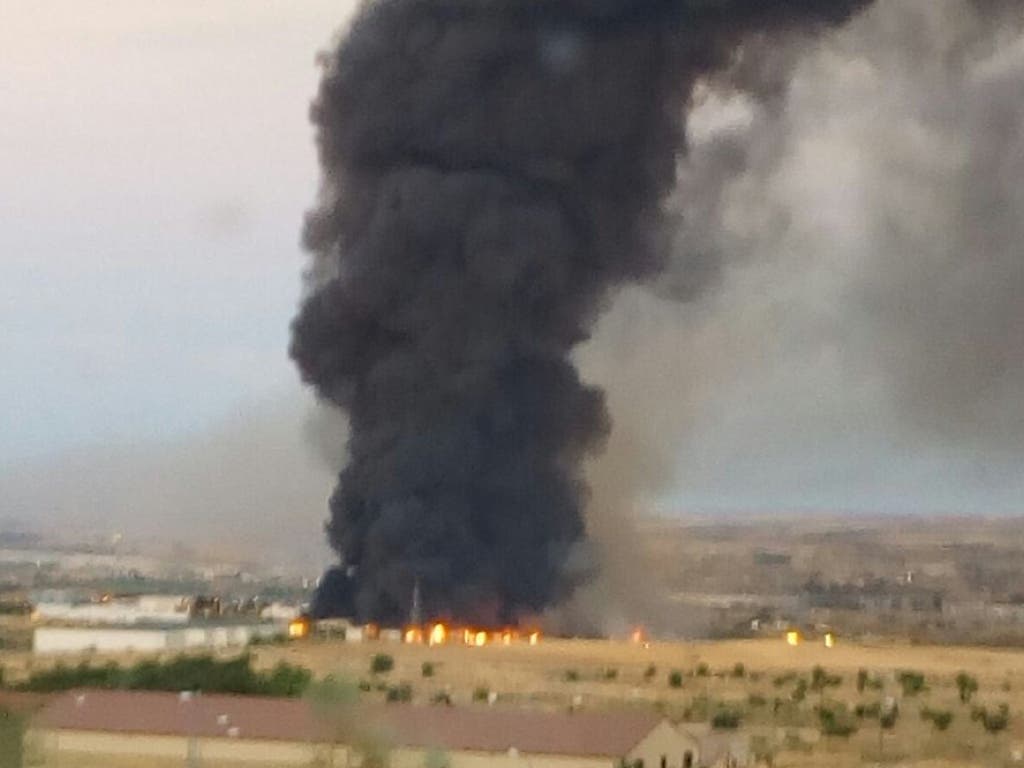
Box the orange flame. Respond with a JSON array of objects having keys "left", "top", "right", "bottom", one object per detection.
[{"left": 429, "top": 623, "right": 448, "bottom": 646}]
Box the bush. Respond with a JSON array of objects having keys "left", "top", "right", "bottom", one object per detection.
[
  {"left": 818, "top": 703, "right": 858, "bottom": 738},
  {"left": 668, "top": 671, "right": 684, "bottom": 689},
  {"left": 711, "top": 708, "right": 743, "bottom": 730},
  {"left": 880, "top": 703, "right": 899, "bottom": 731},
  {"left": 773, "top": 672, "right": 797, "bottom": 688},
  {"left": 358, "top": 680, "right": 372, "bottom": 692},
  {"left": 810, "top": 666, "right": 842, "bottom": 691},
  {"left": 972, "top": 704, "right": 1009, "bottom": 734},
  {"left": 791, "top": 679, "right": 808, "bottom": 703},
  {"left": 472, "top": 686, "right": 490, "bottom": 702},
  {"left": 563, "top": 669, "right": 580, "bottom": 682},
  {"left": 956, "top": 672, "right": 979, "bottom": 704},
  {"left": 432, "top": 691, "right": 452, "bottom": 706},
  {"left": 856, "top": 669, "right": 869, "bottom": 693},
  {"left": 603, "top": 668, "right": 619, "bottom": 681},
  {"left": 16, "top": 654, "right": 312, "bottom": 697},
  {"left": 370, "top": 654, "right": 394, "bottom": 675},
  {"left": 920, "top": 707, "right": 954, "bottom": 732},
  {"left": 385, "top": 683, "right": 412, "bottom": 703},
  {"left": 748, "top": 694, "right": 767, "bottom": 708},
  {"left": 695, "top": 663, "right": 710, "bottom": 678},
  {"left": 897, "top": 670, "right": 926, "bottom": 696},
  {"left": 732, "top": 663, "right": 746, "bottom": 678},
  {"left": 855, "top": 701, "right": 881, "bottom": 719},
  {"left": 643, "top": 665, "right": 657, "bottom": 681},
  {"left": 421, "top": 662, "right": 435, "bottom": 678}
]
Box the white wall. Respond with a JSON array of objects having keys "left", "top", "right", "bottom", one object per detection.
[
  {"left": 33, "top": 623, "right": 281, "bottom": 654},
  {"left": 33, "top": 601, "right": 189, "bottom": 626},
  {"left": 34, "top": 627, "right": 171, "bottom": 654},
  {"left": 627, "top": 722, "right": 701, "bottom": 768}
]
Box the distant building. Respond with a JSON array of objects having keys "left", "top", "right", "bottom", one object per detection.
[
  {"left": 29, "top": 690, "right": 706, "bottom": 768},
  {"left": 32, "top": 594, "right": 191, "bottom": 626},
  {"left": 33, "top": 622, "right": 280, "bottom": 655}
]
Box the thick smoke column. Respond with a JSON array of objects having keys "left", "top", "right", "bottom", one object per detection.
[{"left": 292, "top": 0, "right": 872, "bottom": 624}]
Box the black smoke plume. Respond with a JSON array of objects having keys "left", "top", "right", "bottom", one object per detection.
[{"left": 292, "top": 0, "right": 873, "bottom": 624}]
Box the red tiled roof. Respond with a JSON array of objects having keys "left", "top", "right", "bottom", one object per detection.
[
  {"left": 0, "top": 691, "right": 54, "bottom": 714},
  {"left": 35, "top": 690, "right": 662, "bottom": 757}
]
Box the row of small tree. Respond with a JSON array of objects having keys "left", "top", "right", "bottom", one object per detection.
[{"left": 11, "top": 653, "right": 311, "bottom": 697}]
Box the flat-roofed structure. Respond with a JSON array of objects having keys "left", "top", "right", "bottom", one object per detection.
[{"left": 33, "top": 622, "right": 280, "bottom": 655}]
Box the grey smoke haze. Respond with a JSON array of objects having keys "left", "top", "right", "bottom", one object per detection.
[
  {"left": 568, "top": 0, "right": 1024, "bottom": 625},
  {"left": 0, "top": 400, "right": 343, "bottom": 568},
  {"left": 2, "top": 0, "right": 1022, "bottom": 634}
]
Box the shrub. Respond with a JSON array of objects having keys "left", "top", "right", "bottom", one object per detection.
[
  {"left": 920, "top": 707, "right": 954, "bottom": 732},
  {"left": 643, "top": 665, "right": 657, "bottom": 681},
  {"left": 732, "top": 663, "right": 746, "bottom": 679},
  {"left": 897, "top": 670, "right": 926, "bottom": 696},
  {"left": 668, "top": 671, "right": 684, "bottom": 689},
  {"left": 855, "top": 701, "right": 881, "bottom": 719},
  {"left": 370, "top": 654, "right": 394, "bottom": 675},
  {"left": 472, "top": 686, "right": 490, "bottom": 702},
  {"left": 773, "top": 672, "right": 796, "bottom": 688},
  {"left": 791, "top": 679, "right": 808, "bottom": 703},
  {"left": 856, "top": 669, "right": 869, "bottom": 693},
  {"left": 682, "top": 694, "right": 712, "bottom": 722},
  {"left": 385, "top": 683, "right": 412, "bottom": 703},
  {"left": 421, "top": 662, "right": 435, "bottom": 678},
  {"left": 972, "top": 704, "right": 1009, "bottom": 734},
  {"left": 695, "top": 663, "right": 710, "bottom": 678},
  {"left": 16, "top": 654, "right": 312, "bottom": 697},
  {"left": 603, "top": 668, "right": 619, "bottom": 681},
  {"left": 810, "top": 666, "right": 842, "bottom": 691},
  {"left": 748, "top": 694, "right": 767, "bottom": 708},
  {"left": 956, "top": 672, "right": 979, "bottom": 704},
  {"left": 431, "top": 691, "right": 452, "bottom": 706},
  {"left": 563, "top": 669, "right": 580, "bottom": 682},
  {"left": 818, "top": 704, "right": 858, "bottom": 738},
  {"left": 711, "top": 708, "right": 742, "bottom": 730},
  {"left": 880, "top": 703, "right": 900, "bottom": 731},
  {"left": 358, "top": 680, "right": 372, "bottom": 692}
]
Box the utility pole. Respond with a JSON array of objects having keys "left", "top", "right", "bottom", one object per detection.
[{"left": 410, "top": 577, "right": 422, "bottom": 626}]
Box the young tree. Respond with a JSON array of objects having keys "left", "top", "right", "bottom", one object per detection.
[
  {"left": 306, "top": 676, "right": 360, "bottom": 768},
  {"left": 955, "top": 672, "right": 979, "bottom": 704},
  {"left": 878, "top": 700, "right": 899, "bottom": 759}
]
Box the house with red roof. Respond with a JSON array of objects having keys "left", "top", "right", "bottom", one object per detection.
[{"left": 29, "top": 689, "right": 705, "bottom": 768}]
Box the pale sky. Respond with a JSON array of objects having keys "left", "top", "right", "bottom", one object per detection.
[
  {"left": 0, "top": 2, "right": 356, "bottom": 462},
  {"left": 1, "top": 1, "right": 1023, "bottom": 549}
]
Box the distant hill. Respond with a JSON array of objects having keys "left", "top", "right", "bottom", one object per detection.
[{"left": 0, "top": 394, "right": 344, "bottom": 569}]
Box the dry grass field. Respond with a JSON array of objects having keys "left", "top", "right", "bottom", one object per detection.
[
  {"left": 249, "top": 636, "right": 1024, "bottom": 767},
  {"left": 10, "top": 635, "right": 1024, "bottom": 766}
]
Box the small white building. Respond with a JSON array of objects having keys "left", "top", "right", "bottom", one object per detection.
[
  {"left": 33, "top": 595, "right": 191, "bottom": 626},
  {"left": 259, "top": 602, "right": 303, "bottom": 622},
  {"left": 33, "top": 623, "right": 280, "bottom": 655}
]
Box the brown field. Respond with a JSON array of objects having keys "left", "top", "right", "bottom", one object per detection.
[
  {"left": 247, "top": 636, "right": 1024, "bottom": 767},
  {"left": 12, "top": 635, "right": 1024, "bottom": 766}
]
